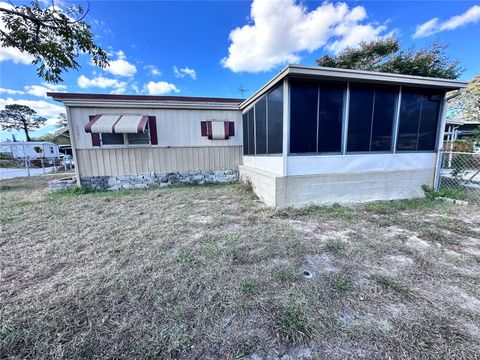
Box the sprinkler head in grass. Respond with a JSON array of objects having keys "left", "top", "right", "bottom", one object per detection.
[{"left": 303, "top": 270, "right": 313, "bottom": 279}]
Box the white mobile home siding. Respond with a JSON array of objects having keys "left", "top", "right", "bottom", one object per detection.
[{"left": 68, "top": 107, "right": 242, "bottom": 177}]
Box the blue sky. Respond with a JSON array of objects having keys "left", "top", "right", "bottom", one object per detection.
[{"left": 1, "top": 0, "right": 479, "bottom": 140}]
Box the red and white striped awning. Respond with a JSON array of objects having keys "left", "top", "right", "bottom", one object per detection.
[{"left": 85, "top": 115, "right": 149, "bottom": 134}]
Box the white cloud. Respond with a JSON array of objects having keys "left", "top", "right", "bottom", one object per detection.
[
  {"left": 327, "top": 11, "right": 390, "bottom": 54},
  {"left": 0, "top": 84, "right": 67, "bottom": 98},
  {"left": 45, "top": 117, "right": 62, "bottom": 126},
  {"left": 145, "top": 65, "right": 162, "bottom": 76},
  {"left": 131, "top": 84, "right": 141, "bottom": 93},
  {"left": 0, "top": 2, "right": 35, "bottom": 65},
  {"left": 38, "top": 0, "right": 66, "bottom": 7},
  {"left": 104, "top": 50, "right": 137, "bottom": 77},
  {"left": 221, "top": 0, "right": 389, "bottom": 73},
  {"left": 24, "top": 84, "right": 67, "bottom": 98},
  {"left": 0, "top": 87, "right": 24, "bottom": 95},
  {"left": 145, "top": 81, "right": 180, "bottom": 95},
  {"left": 173, "top": 66, "right": 197, "bottom": 79},
  {"left": 0, "top": 97, "right": 65, "bottom": 119},
  {"left": 77, "top": 75, "right": 127, "bottom": 93},
  {"left": 413, "top": 18, "right": 439, "bottom": 39},
  {"left": 109, "top": 85, "right": 127, "bottom": 95},
  {"left": 0, "top": 47, "right": 34, "bottom": 64},
  {"left": 413, "top": 5, "right": 480, "bottom": 38}
]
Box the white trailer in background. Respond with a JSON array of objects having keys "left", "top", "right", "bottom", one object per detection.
[{"left": 0, "top": 141, "right": 60, "bottom": 159}]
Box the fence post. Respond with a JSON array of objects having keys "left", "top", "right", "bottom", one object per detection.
[
  {"left": 41, "top": 158, "right": 45, "bottom": 174},
  {"left": 434, "top": 150, "right": 444, "bottom": 191},
  {"left": 25, "top": 156, "right": 30, "bottom": 177},
  {"left": 447, "top": 141, "right": 453, "bottom": 168}
]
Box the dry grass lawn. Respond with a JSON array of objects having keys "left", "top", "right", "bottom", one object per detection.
[{"left": 1, "top": 176, "right": 480, "bottom": 359}]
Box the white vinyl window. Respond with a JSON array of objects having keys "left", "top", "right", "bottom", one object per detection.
[{"left": 101, "top": 123, "right": 150, "bottom": 146}]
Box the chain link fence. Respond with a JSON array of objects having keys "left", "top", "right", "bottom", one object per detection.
[
  {"left": 0, "top": 144, "right": 74, "bottom": 180},
  {"left": 437, "top": 150, "right": 480, "bottom": 204}
]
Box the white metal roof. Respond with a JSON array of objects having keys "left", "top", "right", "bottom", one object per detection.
[
  {"left": 48, "top": 94, "right": 242, "bottom": 110},
  {"left": 240, "top": 65, "right": 469, "bottom": 109},
  {"left": 48, "top": 65, "right": 469, "bottom": 112}
]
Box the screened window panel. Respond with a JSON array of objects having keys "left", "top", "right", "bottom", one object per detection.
[
  {"left": 397, "top": 90, "right": 442, "bottom": 151},
  {"left": 417, "top": 94, "right": 442, "bottom": 150},
  {"left": 347, "top": 86, "right": 374, "bottom": 152},
  {"left": 290, "top": 82, "right": 318, "bottom": 153},
  {"left": 267, "top": 84, "right": 283, "bottom": 154},
  {"left": 242, "top": 113, "right": 249, "bottom": 155},
  {"left": 318, "top": 84, "right": 344, "bottom": 152},
  {"left": 101, "top": 133, "right": 124, "bottom": 145},
  {"left": 127, "top": 132, "right": 150, "bottom": 145},
  {"left": 247, "top": 108, "right": 255, "bottom": 155},
  {"left": 255, "top": 96, "right": 267, "bottom": 154},
  {"left": 397, "top": 92, "right": 422, "bottom": 150},
  {"left": 370, "top": 89, "right": 396, "bottom": 151}
]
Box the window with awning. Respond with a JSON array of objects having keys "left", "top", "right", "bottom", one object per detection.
[
  {"left": 85, "top": 115, "right": 149, "bottom": 134},
  {"left": 86, "top": 115, "right": 158, "bottom": 146}
]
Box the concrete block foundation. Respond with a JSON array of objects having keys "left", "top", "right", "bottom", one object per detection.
[{"left": 239, "top": 165, "right": 434, "bottom": 207}]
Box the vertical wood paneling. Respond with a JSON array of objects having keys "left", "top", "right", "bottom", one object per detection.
[
  {"left": 96, "top": 149, "right": 105, "bottom": 176},
  {"left": 117, "top": 148, "right": 125, "bottom": 175},
  {"left": 147, "top": 149, "right": 154, "bottom": 173},
  {"left": 85, "top": 151, "right": 94, "bottom": 176},
  {"left": 135, "top": 148, "right": 144, "bottom": 174},
  {"left": 76, "top": 146, "right": 242, "bottom": 177},
  {"left": 104, "top": 150, "right": 111, "bottom": 176},
  {"left": 128, "top": 149, "right": 136, "bottom": 174}
]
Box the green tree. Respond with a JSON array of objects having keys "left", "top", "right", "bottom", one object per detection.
[
  {"left": 0, "top": 1, "right": 108, "bottom": 83},
  {"left": 0, "top": 104, "right": 46, "bottom": 141},
  {"left": 316, "top": 38, "right": 463, "bottom": 79},
  {"left": 34, "top": 132, "right": 70, "bottom": 145},
  {"left": 57, "top": 113, "right": 68, "bottom": 127},
  {"left": 448, "top": 75, "right": 480, "bottom": 122}
]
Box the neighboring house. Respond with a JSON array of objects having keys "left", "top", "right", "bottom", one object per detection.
[
  {"left": 444, "top": 120, "right": 480, "bottom": 141},
  {"left": 54, "top": 127, "right": 73, "bottom": 156},
  {"left": 0, "top": 141, "right": 60, "bottom": 159},
  {"left": 49, "top": 65, "right": 467, "bottom": 207}
]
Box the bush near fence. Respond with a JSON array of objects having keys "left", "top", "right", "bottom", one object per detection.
[
  {"left": 443, "top": 140, "right": 475, "bottom": 153},
  {"left": 0, "top": 153, "right": 23, "bottom": 168}
]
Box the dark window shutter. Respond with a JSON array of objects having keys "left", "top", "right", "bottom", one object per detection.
[
  {"left": 229, "top": 122, "right": 235, "bottom": 136},
  {"left": 89, "top": 115, "right": 101, "bottom": 146},
  {"left": 201, "top": 121, "right": 208, "bottom": 136},
  {"left": 207, "top": 121, "right": 213, "bottom": 140},
  {"left": 224, "top": 121, "right": 230, "bottom": 139},
  {"left": 91, "top": 134, "right": 100, "bottom": 146},
  {"left": 148, "top": 116, "right": 158, "bottom": 145}
]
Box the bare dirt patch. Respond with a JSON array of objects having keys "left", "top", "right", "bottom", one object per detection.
[{"left": 1, "top": 179, "right": 479, "bottom": 359}]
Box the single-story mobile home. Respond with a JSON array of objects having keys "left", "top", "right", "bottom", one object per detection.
[{"left": 49, "top": 65, "right": 467, "bottom": 206}]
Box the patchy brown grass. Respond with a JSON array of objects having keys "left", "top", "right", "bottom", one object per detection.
[{"left": 1, "top": 178, "right": 479, "bottom": 359}]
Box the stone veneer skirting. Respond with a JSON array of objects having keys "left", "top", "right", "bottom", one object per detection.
[
  {"left": 80, "top": 170, "right": 238, "bottom": 191},
  {"left": 48, "top": 177, "right": 77, "bottom": 192}
]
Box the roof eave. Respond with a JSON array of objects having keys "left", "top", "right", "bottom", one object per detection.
[
  {"left": 48, "top": 92, "right": 244, "bottom": 110},
  {"left": 49, "top": 96, "right": 242, "bottom": 111},
  {"left": 240, "top": 65, "right": 469, "bottom": 110}
]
